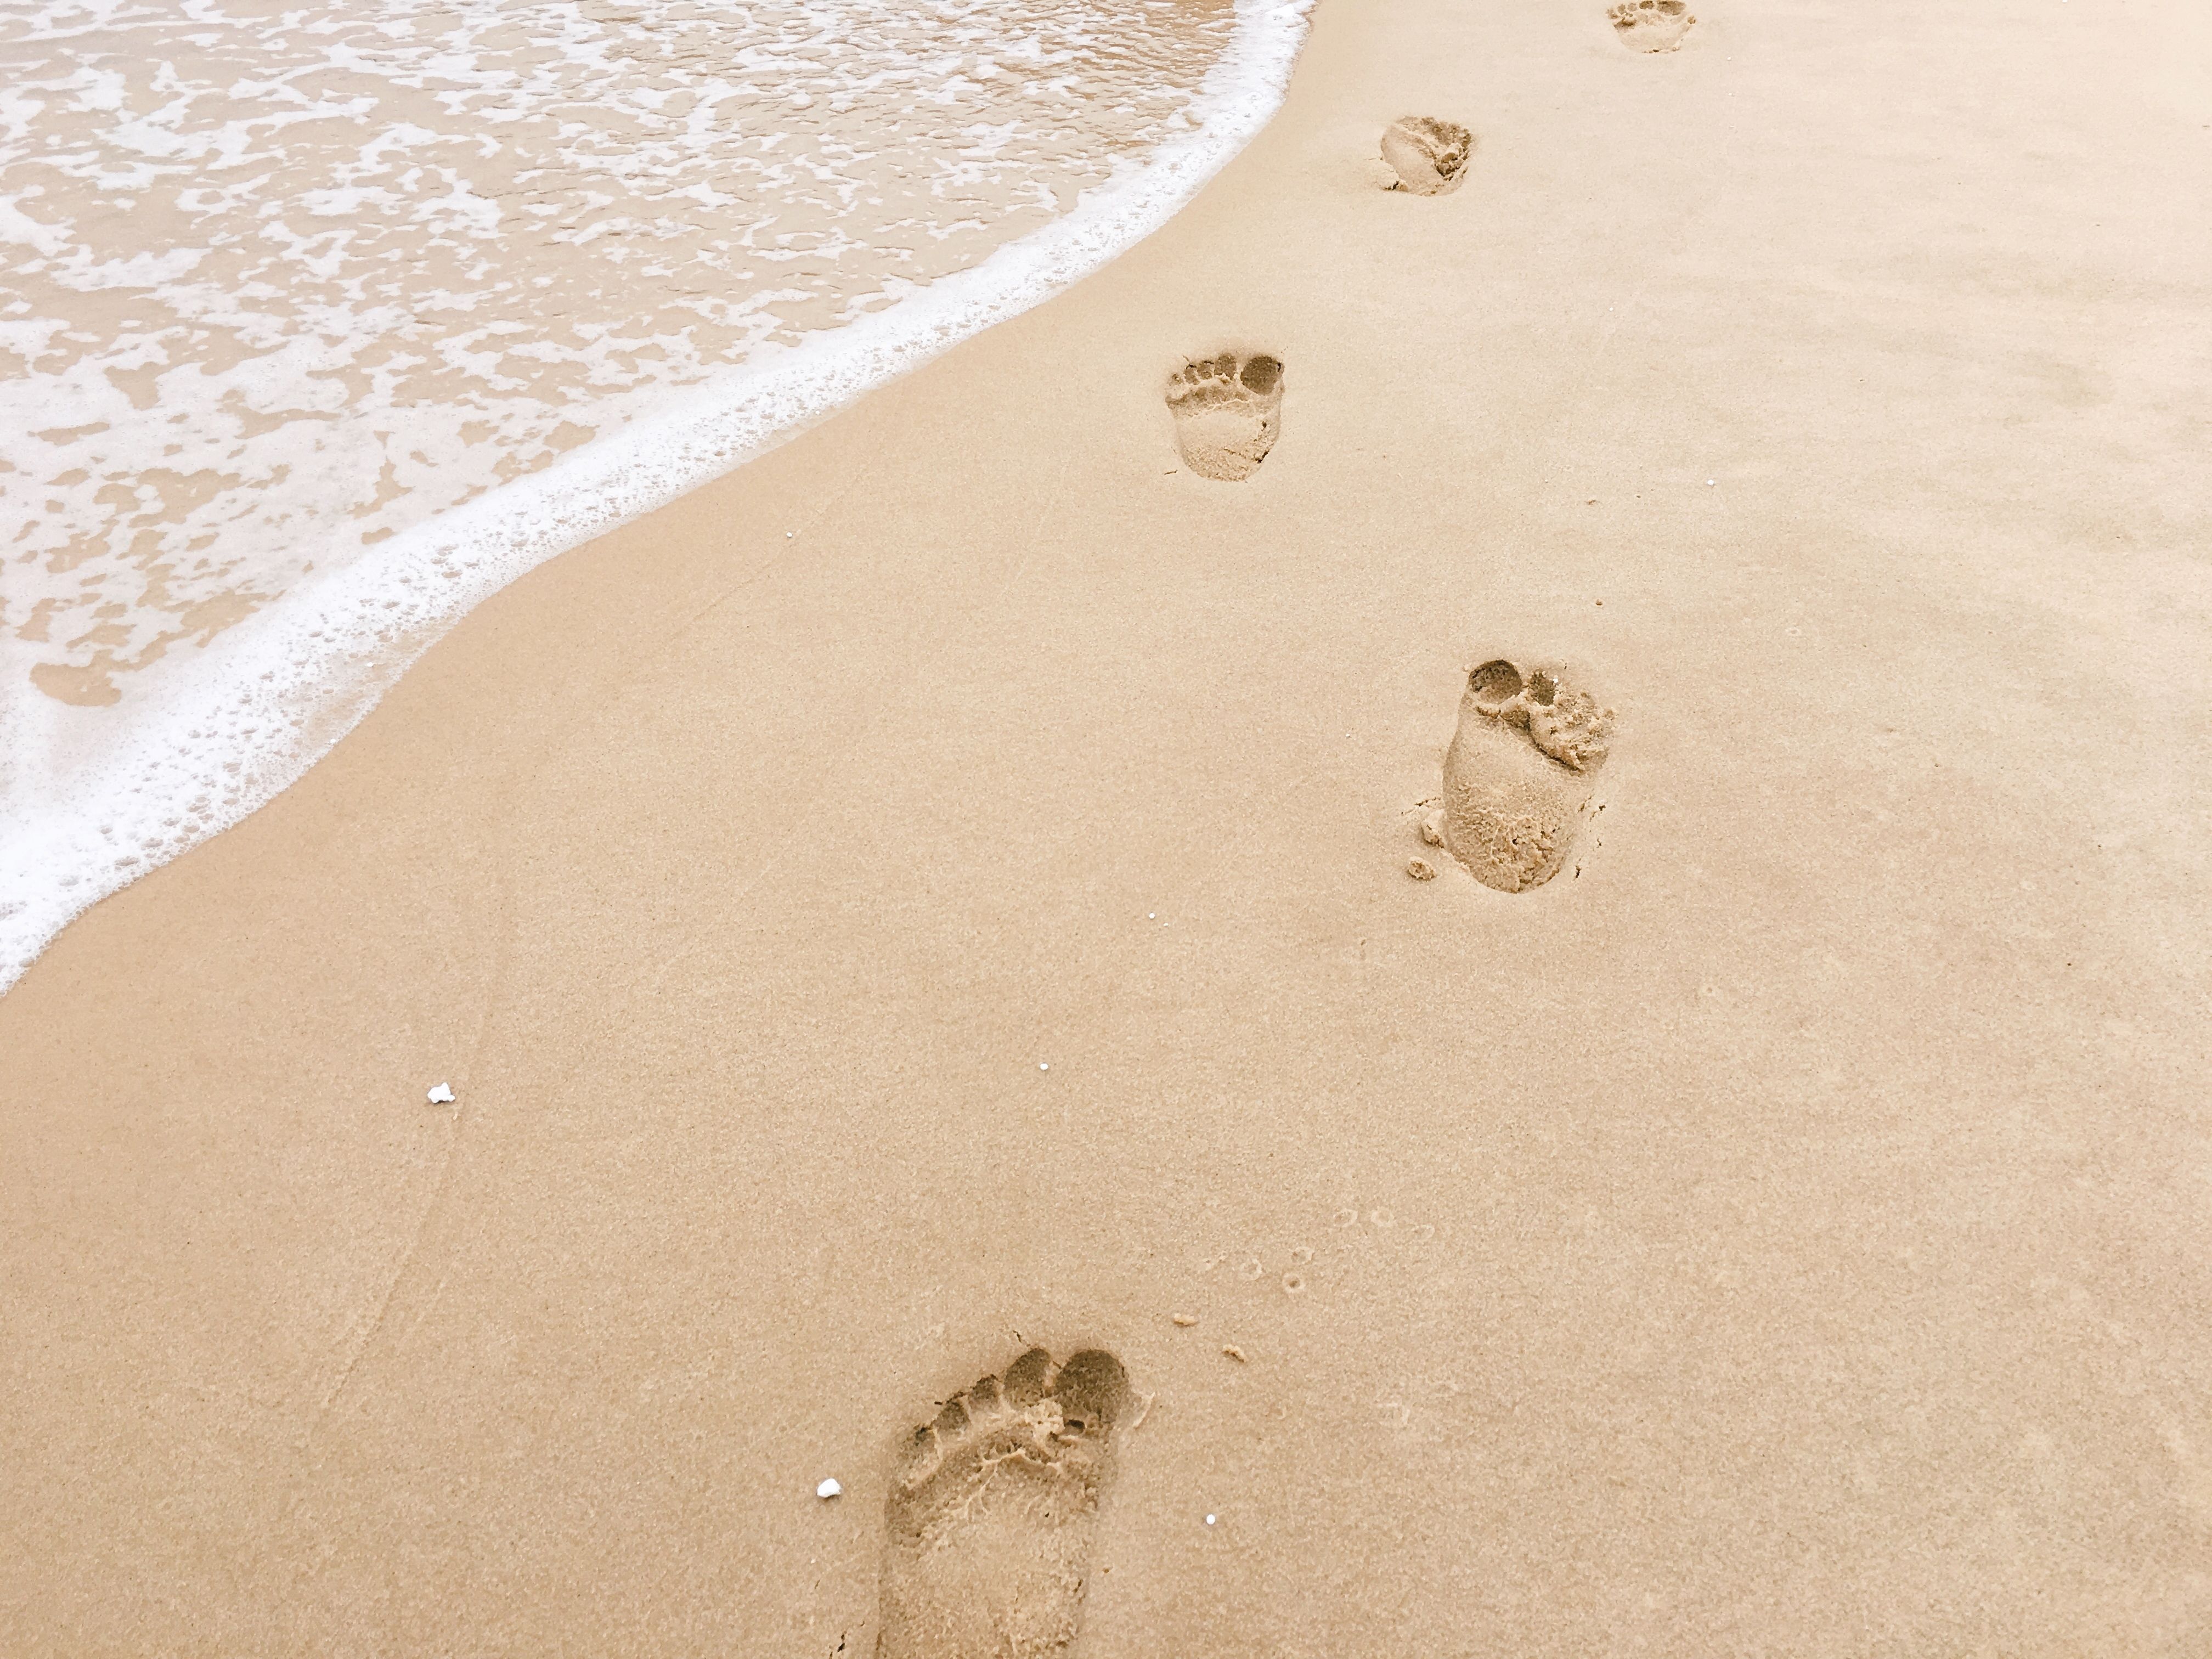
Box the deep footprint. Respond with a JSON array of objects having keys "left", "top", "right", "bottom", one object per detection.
[
  {"left": 878, "top": 1347, "right": 1132, "bottom": 1659},
  {"left": 1609, "top": 0, "right": 1695, "bottom": 52},
  {"left": 1422, "top": 660, "right": 1614, "bottom": 893},
  {"left": 1381, "top": 116, "right": 1473, "bottom": 195},
  {"left": 1166, "top": 352, "right": 1283, "bottom": 481}
]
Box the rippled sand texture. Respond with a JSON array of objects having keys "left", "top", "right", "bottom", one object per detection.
[{"left": 0, "top": 0, "right": 1235, "bottom": 707}]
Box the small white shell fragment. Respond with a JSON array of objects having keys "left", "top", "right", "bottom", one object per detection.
[
  {"left": 1205, "top": 1514, "right": 1217, "bottom": 1525},
  {"left": 816, "top": 1478, "right": 842, "bottom": 1500},
  {"left": 1039, "top": 1062, "right": 1049, "bottom": 1071},
  {"left": 426, "top": 1082, "right": 455, "bottom": 1104}
]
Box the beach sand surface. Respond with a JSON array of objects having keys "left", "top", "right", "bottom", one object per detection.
[{"left": 6, "top": 1, "right": 2212, "bottom": 1653}]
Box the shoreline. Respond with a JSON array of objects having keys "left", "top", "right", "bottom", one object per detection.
[
  {"left": 7, "top": 0, "right": 2212, "bottom": 1653},
  {"left": 0, "top": 0, "right": 1312, "bottom": 994}
]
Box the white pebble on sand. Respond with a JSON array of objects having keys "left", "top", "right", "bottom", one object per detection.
[
  {"left": 426, "top": 1082, "right": 455, "bottom": 1104},
  {"left": 817, "top": 1478, "right": 842, "bottom": 1499}
]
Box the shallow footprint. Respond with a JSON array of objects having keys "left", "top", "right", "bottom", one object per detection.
[
  {"left": 1609, "top": 0, "right": 1695, "bottom": 52},
  {"left": 879, "top": 1347, "right": 1132, "bottom": 1659},
  {"left": 1166, "top": 352, "right": 1283, "bottom": 481},
  {"left": 1380, "top": 116, "right": 1474, "bottom": 195},
  {"left": 1421, "top": 659, "right": 1615, "bottom": 893}
]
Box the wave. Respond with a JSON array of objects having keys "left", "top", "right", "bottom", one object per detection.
[{"left": 0, "top": 0, "right": 1311, "bottom": 992}]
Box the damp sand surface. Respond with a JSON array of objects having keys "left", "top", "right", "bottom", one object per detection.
[{"left": 6, "top": 1, "right": 2212, "bottom": 1654}]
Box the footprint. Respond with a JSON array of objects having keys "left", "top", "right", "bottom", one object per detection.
[
  {"left": 878, "top": 1347, "right": 1132, "bottom": 1659},
  {"left": 1609, "top": 0, "right": 1695, "bottom": 52},
  {"left": 1166, "top": 352, "right": 1283, "bottom": 482},
  {"left": 1421, "top": 659, "right": 1614, "bottom": 893},
  {"left": 1380, "top": 116, "right": 1474, "bottom": 195}
]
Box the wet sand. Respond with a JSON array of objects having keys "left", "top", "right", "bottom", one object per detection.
[{"left": 6, "top": 0, "right": 2212, "bottom": 1654}]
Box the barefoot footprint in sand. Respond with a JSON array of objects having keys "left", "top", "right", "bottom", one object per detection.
[
  {"left": 1418, "top": 659, "right": 1614, "bottom": 893},
  {"left": 878, "top": 1347, "right": 1132, "bottom": 1659},
  {"left": 1167, "top": 352, "right": 1283, "bottom": 481},
  {"left": 1609, "top": 0, "right": 1695, "bottom": 52},
  {"left": 1381, "top": 116, "right": 1473, "bottom": 195}
]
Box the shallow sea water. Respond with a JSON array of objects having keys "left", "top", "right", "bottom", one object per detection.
[
  {"left": 2, "top": 0, "right": 1238, "bottom": 703},
  {"left": 0, "top": 0, "right": 1309, "bottom": 986}
]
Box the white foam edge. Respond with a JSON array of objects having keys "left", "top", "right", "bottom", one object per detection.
[{"left": 0, "top": 0, "right": 1312, "bottom": 994}]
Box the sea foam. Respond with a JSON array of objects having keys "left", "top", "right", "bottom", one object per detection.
[{"left": 0, "top": 0, "right": 1311, "bottom": 990}]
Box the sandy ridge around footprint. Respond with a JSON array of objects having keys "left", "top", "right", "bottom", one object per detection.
[
  {"left": 1420, "top": 659, "right": 1615, "bottom": 893},
  {"left": 1380, "top": 115, "right": 1474, "bottom": 195},
  {"left": 1166, "top": 352, "right": 1284, "bottom": 481},
  {"left": 1609, "top": 0, "right": 1695, "bottom": 53},
  {"left": 878, "top": 1347, "right": 1132, "bottom": 1659}
]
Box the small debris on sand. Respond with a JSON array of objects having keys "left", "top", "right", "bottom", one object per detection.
[
  {"left": 1407, "top": 859, "right": 1437, "bottom": 881},
  {"left": 1222, "top": 1345, "right": 1247, "bottom": 1363},
  {"left": 816, "top": 1478, "right": 842, "bottom": 1500},
  {"left": 1172, "top": 1313, "right": 1198, "bottom": 1327},
  {"left": 426, "top": 1082, "right": 455, "bottom": 1104}
]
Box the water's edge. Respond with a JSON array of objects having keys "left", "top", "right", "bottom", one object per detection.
[{"left": 0, "top": 0, "right": 1312, "bottom": 992}]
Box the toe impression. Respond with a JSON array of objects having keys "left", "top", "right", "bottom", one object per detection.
[
  {"left": 1166, "top": 351, "right": 1284, "bottom": 481},
  {"left": 879, "top": 1347, "right": 1133, "bottom": 1659},
  {"left": 1430, "top": 660, "right": 1615, "bottom": 892},
  {"left": 1380, "top": 115, "right": 1474, "bottom": 195}
]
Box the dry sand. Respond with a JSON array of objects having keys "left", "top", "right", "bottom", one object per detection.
[{"left": 7, "top": 0, "right": 2212, "bottom": 1653}]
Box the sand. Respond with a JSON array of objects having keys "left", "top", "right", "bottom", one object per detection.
[{"left": 6, "top": 0, "right": 2212, "bottom": 1654}]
